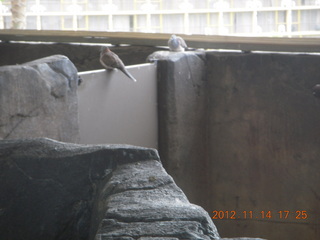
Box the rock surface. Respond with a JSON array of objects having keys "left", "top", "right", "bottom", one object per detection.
[
  {"left": 0, "top": 55, "right": 79, "bottom": 142},
  {"left": 0, "top": 138, "right": 220, "bottom": 240},
  {"left": 220, "top": 238, "right": 266, "bottom": 240}
]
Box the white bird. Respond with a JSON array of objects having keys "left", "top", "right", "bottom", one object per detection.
[
  {"left": 168, "top": 35, "right": 188, "bottom": 52},
  {"left": 100, "top": 47, "right": 137, "bottom": 82}
]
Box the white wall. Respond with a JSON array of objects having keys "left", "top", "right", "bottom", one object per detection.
[{"left": 77, "top": 63, "right": 158, "bottom": 149}]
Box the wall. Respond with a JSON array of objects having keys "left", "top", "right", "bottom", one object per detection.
[
  {"left": 78, "top": 63, "right": 158, "bottom": 149},
  {"left": 156, "top": 51, "right": 210, "bottom": 208},
  {"left": 206, "top": 52, "right": 320, "bottom": 239},
  {"left": 0, "top": 43, "right": 161, "bottom": 72},
  {"left": 1, "top": 42, "right": 320, "bottom": 239},
  {"left": 158, "top": 51, "right": 320, "bottom": 240}
]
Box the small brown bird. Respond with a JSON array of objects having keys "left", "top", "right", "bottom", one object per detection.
[{"left": 99, "top": 47, "right": 137, "bottom": 82}]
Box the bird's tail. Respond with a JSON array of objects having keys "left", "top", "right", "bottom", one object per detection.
[{"left": 120, "top": 67, "right": 137, "bottom": 82}]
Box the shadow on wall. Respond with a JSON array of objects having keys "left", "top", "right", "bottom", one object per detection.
[
  {"left": 154, "top": 50, "right": 320, "bottom": 240},
  {"left": 0, "top": 42, "right": 163, "bottom": 71}
]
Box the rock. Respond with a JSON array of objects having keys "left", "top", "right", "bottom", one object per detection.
[
  {"left": 220, "top": 238, "right": 267, "bottom": 240},
  {"left": 0, "top": 55, "right": 79, "bottom": 142},
  {"left": 95, "top": 160, "right": 220, "bottom": 240},
  {"left": 138, "top": 238, "right": 179, "bottom": 240},
  {"left": 0, "top": 138, "right": 220, "bottom": 240}
]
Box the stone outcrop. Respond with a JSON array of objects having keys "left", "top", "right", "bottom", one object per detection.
[
  {"left": 220, "top": 239, "right": 266, "bottom": 240},
  {"left": 0, "top": 55, "right": 79, "bottom": 142},
  {"left": 0, "top": 138, "right": 220, "bottom": 240}
]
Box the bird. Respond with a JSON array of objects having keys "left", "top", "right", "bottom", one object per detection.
[
  {"left": 99, "top": 47, "right": 137, "bottom": 82},
  {"left": 168, "top": 34, "right": 188, "bottom": 52}
]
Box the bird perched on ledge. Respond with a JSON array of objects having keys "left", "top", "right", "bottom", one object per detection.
[
  {"left": 100, "top": 47, "right": 137, "bottom": 82},
  {"left": 168, "top": 34, "right": 188, "bottom": 52}
]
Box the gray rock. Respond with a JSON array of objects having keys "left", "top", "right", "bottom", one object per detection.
[
  {"left": 220, "top": 238, "right": 267, "bottom": 240},
  {"left": 138, "top": 238, "right": 179, "bottom": 240},
  {"left": 0, "top": 55, "right": 79, "bottom": 142},
  {"left": 0, "top": 138, "right": 220, "bottom": 240},
  {"left": 95, "top": 160, "right": 219, "bottom": 240}
]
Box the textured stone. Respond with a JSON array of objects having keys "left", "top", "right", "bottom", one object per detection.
[
  {"left": 0, "top": 138, "right": 220, "bottom": 240},
  {"left": 220, "top": 238, "right": 266, "bottom": 240},
  {"left": 0, "top": 55, "right": 79, "bottom": 142},
  {"left": 149, "top": 51, "right": 209, "bottom": 209},
  {"left": 95, "top": 159, "right": 219, "bottom": 240},
  {"left": 138, "top": 238, "right": 179, "bottom": 240}
]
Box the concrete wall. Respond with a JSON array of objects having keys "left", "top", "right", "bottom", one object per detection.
[
  {"left": 206, "top": 52, "right": 320, "bottom": 239},
  {"left": 157, "top": 51, "right": 320, "bottom": 240},
  {"left": 78, "top": 63, "right": 158, "bottom": 149},
  {"left": 0, "top": 43, "right": 161, "bottom": 72},
  {"left": 156, "top": 51, "right": 210, "bottom": 207}
]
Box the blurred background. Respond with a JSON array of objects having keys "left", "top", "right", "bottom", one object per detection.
[{"left": 1, "top": 0, "right": 320, "bottom": 37}]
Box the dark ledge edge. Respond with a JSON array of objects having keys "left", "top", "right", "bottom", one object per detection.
[{"left": 0, "top": 137, "right": 160, "bottom": 165}]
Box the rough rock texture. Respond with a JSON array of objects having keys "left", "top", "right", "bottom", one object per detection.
[
  {"left": 0, "top": 138, "right": 220, "bottom": 240},
  {"left": 0, "top": 55, "right": 79, "bottom": 142},
  {"left": 220, "top": 239, "right": 266, "bottom": 240},
  {"left": 94, "top": 159, "right": 219, "bottom": 240}
]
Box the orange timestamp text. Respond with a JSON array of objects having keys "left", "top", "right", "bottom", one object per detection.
[{"left": 212, "top": 210, "right": 308, "bottom": 220}]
